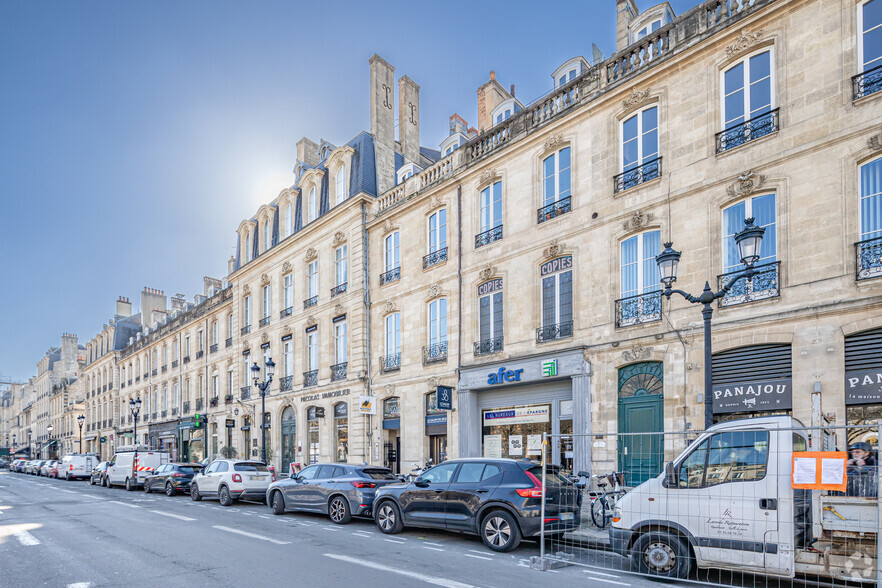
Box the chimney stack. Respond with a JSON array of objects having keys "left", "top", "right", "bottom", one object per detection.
[
  {"left": 369, "top": 54, "right": 396, "bottom": 194},
  {"left": 616, "top": 0, "right": 639, "bottom": 51},
  {"left": 296, "top": 137, "right": 320, "bottom": 167},
  {"left": 116, "top": 296, "right": 132, "bottom": 318},
  {"left": 140, "top": 287, "right": 167, "bottom": 327},
  {"left": 398, "top": 75, "right": 420, "bottom": 165},
  {"left": 476, "top": 71, "right": 512, "bottom": 133}
]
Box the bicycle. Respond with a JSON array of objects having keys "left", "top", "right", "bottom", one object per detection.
[{"left": 590, "top": 471, "right": 626, "bottom": 529}]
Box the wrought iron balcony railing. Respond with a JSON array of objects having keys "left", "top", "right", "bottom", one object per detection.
[
  {"left": 241, "top": 325, "right": 251, "bottom": 335},
  {"left": 128, "top": 379, "right": 132, "bottom": 386},
  {"left": 304, "top": 296, "right": 318, "bottom": 309},
  {"left": 135, "top": 376, "right": 140, "bottom": 382},
  {"left": 183, "top": 356, "right": 190, "bottom": 364},
  {"left": 225, "top": 337, "right": 233, "bottom": 348},
  {"left": 280, "top": 375, "right": 293, "bottom": 391},
  {"left": 195, "top": 350, "right": 204, "bottom": 359},
  {"left": 259, "top": 316, "right": 270, "bottom": 327},
  {"left": 161, "top": 410, "right": 167, "bottom": 418},
  {"left": 474, "top": 336, "right": 504, "bottom": 356},
  {"left": 171, "top": 408, "right": 178, "bottom": 416},
  {"left": 614, "top": 157, "right": 662, "bottom": 193},
  {"left": 182, "top": 401, "right": 190, "bottom": 414},
  {"left": 856, "top": 235, "right": 882, "bottom": 280},
  {"left": 536, "top": 320, "right": 574, "bottom": 343},
  {"left": 718, "top": 261, "right": 781, "bottom": 308},
  {"left": 172, "top": 360, "right": 178, "bottom": 368},
  {"left": 853, "top": 63, "right": 882, "bottom": 101},
  {"left": 280, "top": 307, "right": 293, "bottom": 319},
  {"left": 151, "top": 368, "right": 157, "bottom": 376},
  {"left": 330, "top": 362, "right": 348, "bottom": 381},
  {"left": 475, "top": 225, "right": 503, "bottom": 249},
  {"left": 120, "top": 382, "right": 125, "bottom": 389},
  {"left": 209, "top": 397, "right": 218, "bottom": 408},
  {"left": 161, "top": 365, "right": 168, "bottom": 373},
  {"left": 210, "top": 344, "right": 218, "bottom": 353},
  {"left": 240, "top": 387, "right": 251, "bottom": 400},
  {"left": 195, "top": 398, "right": 204, "bottom": 411},
  {"left": 423, "top": 247, "right": 448, "bottom": 269},
  {"left": 150, "top": 413, "right": 157, "bottom": 421},
  {"left": 537, "top": 196, "right": 571, "bottom": 224},
  {"left": 380, "top": 267, "right": 400, "bottom": 285},
  {"left": 715, "top": 108, "right": 779, "bottom": 153},
  {"left": 303, "top": 370, "right": 318, "bottom": 388},
  {"left": 615, "top": 291, "right": 662, "bottom": 328},
  {"left": 422, "top": 341, "right": 448, "bottom": 365},
  {"left": 331, "top": 283, "right": 348, "bottom": 297},
  {"left": 380, "top": 353, "right": 401, "bottom": 372},
  {"left": 103, "top": 385, "right": 107, "bottom": 392},
  {"left": 144, "top": 372, "right": 149, "bottom": 379}
]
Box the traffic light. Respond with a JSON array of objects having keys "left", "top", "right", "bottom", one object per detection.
[{"left": 194, "top": 413, "right": 202, "bottom": 428}]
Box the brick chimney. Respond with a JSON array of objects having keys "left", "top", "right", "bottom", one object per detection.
[
  {"left": 616, "top": 0, "right": 639, "bottom": 51},
  {"left": 369, "top": 54, "right": 396, "bottom": 194},
  {"left": 398, "top": 75, "right": 420, "bottom": 165},
  {"left": 476, "top": 71, "right": 512, "bottom": 133},
  {"left": 296, "top": 137, "right": 320, "bottom": 167}
]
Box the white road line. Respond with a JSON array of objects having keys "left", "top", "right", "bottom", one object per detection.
[
  {"left": 14, "top": 530, "right": 40, "bottom": 546},
  {"left": 212, "top": 525, "right": 291, "bottom": 545},
  {"left": 423, "top": 546, "right": 445, "bottom": 552},
  {"left": 352, "top": 532, "right": 372, "bottom": 538},
  {"left": 66, "top": 583, "right": 92, "bottom": 588},
  {"left": 384, "top": 538, "right": 405, "bottom": 544},
  {"left": 323, "top": 527, "right": 340, "bottom": 531},
  {"left": 258, "top": 515, "right": 272, "bottom": 519},
  {"left": 578, "top": 568, "right": 622, "bottom": 579},
  {"left": 111, "top": 501, "right": 140, "bottom": 509},
  {"left": 241, "top": 512, "right": 253, "bottom": 516},
  {"left": 581, "top": 571, "right": 631, "bottom": 586},
  {"left": 81, "top": 495, "right": 102, "bottom": 500},
  {"left": 423, "top": 541, "right": 443, "bottom": 547},
  {"left": 467, "top": 549, "right": 491, "bottom": 556},
  {"left": 58, "top": 489, "right": 77, "bottom": 494},
  {"left": 463, "top": 553, "right": 492, "bottom": 561},
  {"left": 323, "top": 553, "right": 475, "bottom": 588},
  {"left": 150, "top": 510, "right": 196, "bottom": 522}
]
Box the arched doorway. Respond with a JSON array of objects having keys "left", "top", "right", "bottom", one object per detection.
[
  {"left": 617, "top": 361, "right": 664, "bottom": 486},
  {"left": 281, "top": 406, "right": 296, "bottom": 474}
]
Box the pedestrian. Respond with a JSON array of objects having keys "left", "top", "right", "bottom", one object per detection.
[{"left": 847, "top": 442, "right": 877, "bottom": 470}]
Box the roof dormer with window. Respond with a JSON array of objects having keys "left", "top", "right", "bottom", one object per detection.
[
  {"left": 629, "top": 2, "right": 674, "bottom": 44},
  {"left": 552, "top": 56, "right": 590, "bottom": 88}
]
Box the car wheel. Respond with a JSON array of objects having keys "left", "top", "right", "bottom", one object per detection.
[
  {"left": 375, "top": 501, "right": 403, "bottom": 534},
  {"left": 481, "top": 511, "right": 521, "bottom": 552},
  {"left": 270, "top": 491, "right": 285, "bottom": 515},
  {"left": 125, "top": 478, "right": 133, "bottom": 492},
  {"left": 89, "top": 476, "right": 95, "bottom": 486},
  {"left": 219, "top": 485, "right": 234, "bottom": 507},
  {"left": 166, "top": 482, "right": 176, "bottom": 497},
  {"left": 102, "top": 476, "right": 108, "bottom": 488},
  {"left": 191, "top": 483, "right": 202, "bottom": 501},
  {"left": 329, "top": 496, "right": 352, "bottom": 525},
  {"left": 631, "top": 531, "right": 691, "bottom": 579}
]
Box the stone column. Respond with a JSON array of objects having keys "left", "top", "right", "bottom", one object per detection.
[
  {"left": 572, "top": 371, "right": 592, "bottom": 474},
  {"left": 369, "top": 54, "right": 395, "bottom": 195},
  {"left": 457, "top": 387, "right": 479, "bottom": 458}
]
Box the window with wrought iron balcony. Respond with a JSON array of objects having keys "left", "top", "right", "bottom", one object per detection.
[
  {"left": 241, "top": 325, "right": 251, "bottom": 335},
  {"left": 171, "top": 360, "right": 178, "bottom": 368},
  {"left": 225, "top": 337, "right": 233, "bottom": 348},
  {"left": 182, "top": 401, "right": 190, "bottom": 413},
  {"left": 423, "top": 341, "right": 448, "bottom": 365},
  {"left": 279, "top": 306, "right": 293, "bottom": 319},
  {"left": 195, "top": 350, "right": 203, "bottom": 359},
  {"left": 330, "top": 362, "right": 347, "bottom": 382},
  {"left": 380, "top": 266, "right": 400, "bottom": 286},
  {"left": 259, "top": 315, "right": 270, "bottom": 327},
  {"left": 195, "top": 398, "right": 204, "bottom": 411},
  {"left": 303, "top": 369, "right": 318, "bottom": 388},
  {"left": 379, "top": 352, "right": 401, "bottom": 373},
  {"left": 209, "top": 397, "right": 218, "bottom": 408},
  {"left": 224, "top": 393, "right": 233, "bottom": 405},
  {"left": 210, "top": 343, "right": 218, "bottom": 353},
  {"left": 303, "top": 296, "right": 317, "bottom": 309},
  {"left": 474, "top": 336, "right": 503, "bottom": 357},
  {"left": 161, "top": 364, "right": 168, "bottom": 373},
  {"left": 424, "top": 209, "right": 448, "bottom": 269},
  {"left": 717, "top": 198, "right": 780, "bottom": 307},
  {"left": 240, "top": 386, "right": 251, "bottom": 400},
  {"left": 382, "top": 231, "right": 400, "bottom": 285},
  {"left": 279, "top": 375, "right": 293, "bottom": 391},
  {"left": 716, "top": 51, "right": 778, "bottom": 153},
  {"left": 183, "top": 355, "right": 190, "bottom": 364},
  {"left": 853, "top": 5, "right": 882, "bottom": 103},
  {"left": 536, "top": 321, "right": 573, "bottom": 343},
  {"left": 330, "top": 282, "right": 347, "bottom": 298}
]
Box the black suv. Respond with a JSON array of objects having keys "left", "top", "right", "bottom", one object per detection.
[
  {"left": 143, "top": 463, "right": 204, "bottom": 496},
  {"left": 372, "top": 458, "right": 580, "bottom": 551}
]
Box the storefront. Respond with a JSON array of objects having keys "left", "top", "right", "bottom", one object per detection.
[
  {"left": 711, "top": 344, "right": 793, "bottom": 423},
  {"left": 177, "top": 419, "right": 204, "bottom": 463},
  {"left": 382, "top": 397, "right": 401, "bottom": 473},
  {"left": 844, "top": 328, "right": 882, "bottom": 447},
  {"left": 458, "top": 348, "right": 591, "bottom": 473},
  {"left": 148, "top": 420, "right": 179, "bottom": 459},
  {"left": 307, "top": 407, "right": 320, "bottom": 465},
  {"left": 425, "top": 391, "right": 447, "bottom": 464},
  {"left": 334, "top": 402, "right": 348, "bottom": 462},
  {"left": 281, "top": 406, "right": 296, "bottom": 473}
]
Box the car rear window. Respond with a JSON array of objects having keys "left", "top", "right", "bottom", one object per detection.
[
  {"left": 177, "top": 466, "right": 201, "bottom": 474},
  {"left": 360, "top": 468, "right": 397, "bottom": 480},
  {"left": 234, "top": 462, "right": 268, "bottom": 472},
  {"left": 526, "top": 465, "right": 572, "bottom": 485}
]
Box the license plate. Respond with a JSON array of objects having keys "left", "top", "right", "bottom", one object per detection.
[
  {"left": 249, "top": 475, "right": 264, "bottom": 481},
  {"left": 560, "top": 512, "right": 574, "bottom": 521}
]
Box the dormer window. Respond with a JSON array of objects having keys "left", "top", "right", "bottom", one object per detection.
[
  {"left": 440, "top": 133, "right": 464, "bottom": 157},
  {"left": 636, "top": 19, "right": 662, "bottom": 40},
  {"left": 397, "top": 162, "right": 421, "bottom": 185},
  {"left": 490, "top": 98, "right": 522, "bottom": 126},
  {"left": 552, "top": 57, "right": 590, "bottom": 89},
  {"left": 629, "top": 4, "right": 674, "bottom": 44}
]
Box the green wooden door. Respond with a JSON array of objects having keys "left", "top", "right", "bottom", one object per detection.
[{"left": 617, "top": 362, "right": 664, "bottom": 487}]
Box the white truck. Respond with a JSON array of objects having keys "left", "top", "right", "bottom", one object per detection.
[
  {"left": 610, "top": 415, "right": 879, "bottom": 583},
  {"left": 106, "top": 445, "right": 170, "bottom": 491},
  {"left": 59, "top": 453, "right": 98, "bottom": 481}
]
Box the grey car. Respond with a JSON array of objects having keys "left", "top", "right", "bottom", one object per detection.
[{"left": 266, "top": 464, "right": 400, "bottom": 524}]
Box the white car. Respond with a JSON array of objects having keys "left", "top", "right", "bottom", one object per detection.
[
  {"left": 106, "top": 446, "right": 170, "bottom": 491},
  {"left": 60, "top": 454, "right": 98, "bottom": 481},
  {"left": 190, "top": 460, "right": 275, "bottom": 506}
]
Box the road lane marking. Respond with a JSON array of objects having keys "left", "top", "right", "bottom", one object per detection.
[
  {"left": 463, "top": 554, "right": 492, "bottom": 561},
  {"left": 259, "top": 515, "right": 272, "bottom": 519},
  {"left": 58, "top": 489, "right": 77, "bottom": 494},
  {"left": 578, "top": 568, "right": 622, "bottom": 579},
  {"left": 423, "top": 546, "right": 445, "bottom": 552},
  {"left": 14, "top": 530, "right": 40, "bottom": 546},
  {"left": 212, "top": 525, "right": 291, "bottom": 545},
  {"left": 150, "top": 510, "right": 196, "bottom": 521},
  {"left": 352, "top": 532, "right": 372, "bottom": 538},
  {"left": 581, "top": 571, "right": 631, "bottom": 586},
  {"left": 384, "top": 538, "right": 405, "bottom": 544},
  {"left": 423, "top": 541, "right": 443, "bottom": 547},
  {"left": 66, "top": 583, "right": 92, "bottom": 588},
  {"left": 111, "top": 501, "right": 140, "bottom": 509},
  {"left": 81, "top": 495, "right": 102, "bottom": 500},
  {"left": 323, "top": 554, "right": 475, "bottom": 588},
  {"left": 467, "top": 549, "right": 492, "bottom": 556}
]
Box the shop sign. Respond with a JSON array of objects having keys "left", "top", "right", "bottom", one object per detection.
[
  {"left": 436, "top": 386, "right": 453, "bottom": 410},
  {"left": 712, "top": 378, "right": 792, "bottom": 413},
  {"left": 334, "top": 403, "right": 348, "bottom": 418},
  {"left": 300, "top": 388, "right": 350, "bottom": 402},
  {"left": 487, "top": 367, "right": 523, "bottom": 385},
  {"left": 540, "top": 256, "right": 572, "bottom": 276},
  {"left": 99, "top": 436, "right": 107, "bottom": 443},
  {"left": 482, "top": 405, "right": 550, "bottom": 426},
  {"left": 359, "top": 395, "right": 377, "bottom": 415},
  {"left": 845, "top": 369, "right": 882, "bottom": 405},
  {"left": 477, "top": 279, "right": 502, "bottom": 296},
  {"left": 314, "top": 407, "right": 325, "bottom": 418},
  {"left": 426, "top": 414, "right": 447, "bottom": 426},
  {"left": 541, "top": 359, "right": 558, "bottom": 377},
  {"left": 177, "top": 419, "right": 195, "bottom": 430},
  {"left": 225, "top": 419, "right": 235, "bottom": 429}
]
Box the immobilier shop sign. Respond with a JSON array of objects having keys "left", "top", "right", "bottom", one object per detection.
[
  {"left": 712, "top": 378, "right": 792, "bottom": 414},
  {"left": 845, "top": 369, "right": 882, "bottom": 405}
]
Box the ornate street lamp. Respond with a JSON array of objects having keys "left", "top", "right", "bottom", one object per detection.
[
  {"left": 77, "top": 414, "right": 85, "bottom": 453},
  {"left": 251, "top": 358, "right": 275, "bottom": 464},
  {"left": 129, "top": 397, "right": 142, "bottom": 447},
  {"left": 656, "top": 218, "right": 766, "bottom": 429},
  {"left": 47, "top": 425, "right": 53, "bottom": 459}
]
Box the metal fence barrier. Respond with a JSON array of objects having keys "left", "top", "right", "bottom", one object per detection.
[{"left": 532, "top": 421, "right": 880, "bottom": 587}]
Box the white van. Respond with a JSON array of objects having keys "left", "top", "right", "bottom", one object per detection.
[
  {"left": 59, "top": 454, "right": 98, "bottom": 481},
  {"left": 106, "top": 445, "right": 170, "bottom": 491},
  {"left": 610, "top": 415, "right": 878, "bottom": 583}
]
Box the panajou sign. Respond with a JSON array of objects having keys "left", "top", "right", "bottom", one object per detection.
[
  {"left": 845, "top": 369, "right": 882, "bottom": 405},
  {"left": 712, "top": 378, "right": 792, "bottom": 414}
]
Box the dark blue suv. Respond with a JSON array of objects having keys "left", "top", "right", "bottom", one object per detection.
[{"left": 372, "top": 458, "right": 580, "bottom": 551}]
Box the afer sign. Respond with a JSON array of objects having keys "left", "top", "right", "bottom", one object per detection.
[
  {"left": 487, "top": 367, "right": 524, "bottom": 385},
  {"left": 845, "top": 369, "right": 882, "bottom": 405}
]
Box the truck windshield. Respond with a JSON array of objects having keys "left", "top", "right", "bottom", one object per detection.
[{"left": 676, "top": 430, "right": 769, "bottom": 488}]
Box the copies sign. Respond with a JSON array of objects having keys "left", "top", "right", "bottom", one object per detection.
[
  {"left": 712, "top": 378, "right": 792, "bottom": 413},
  {"left": 845, "top": 369, "right": 882, "bottom": 405}
]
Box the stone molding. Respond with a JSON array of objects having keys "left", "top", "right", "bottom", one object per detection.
[
  {"left": 622, "top": 344, "right": 652, "bottom": 363},
  {"left": 623, "top": 210, "right": 655, "bottom": 232},
  {"left": 622, "top": 87, "right": 651, "bottom": 109},
  {"left": 281, "top": 261, "right": 292, "bottom": 274},
  {"left": 726, "top": 170, "right": 767, "bottom": 198},
  {"left": 725, "top": 28, "right": 764, "bottom": 59},
  {"left": 333, "top": 231, "right": 346, "bottom": 245},
  {"left": 543, "top": 239, "right": 566, "bottom": 259},
  {"left": 304, "top": 248, "right": 317, "bottom": 262}
]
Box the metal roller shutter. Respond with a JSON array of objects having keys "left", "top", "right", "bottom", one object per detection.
[
  {"left": 845, "top": 328, "right": 882, "bottom": 371},
  {"left": 712, "top": 344, "right": 792, "bottom": 385}
]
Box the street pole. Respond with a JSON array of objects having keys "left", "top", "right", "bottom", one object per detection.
[
  {"left": 261, "top": 386, "right": 266, "bottom": 464},
  {"left": 702, "top": 301, "right": 714, "bottom": 431}
]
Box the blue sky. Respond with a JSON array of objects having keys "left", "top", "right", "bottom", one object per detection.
[{"left": 0, "top": 0, "right": 697, "bottom": 381}]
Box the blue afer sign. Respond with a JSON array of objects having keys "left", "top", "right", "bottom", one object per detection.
[{"left": 436, "top": 386, "right": 453, "bottom": 410}]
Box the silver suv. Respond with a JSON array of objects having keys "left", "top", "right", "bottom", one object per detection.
[{"left": 190, "top": 460, "right": 275, "bottom": 506}]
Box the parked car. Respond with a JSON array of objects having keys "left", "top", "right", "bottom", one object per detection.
[
  {"left": 267, "top": 464, "right": 400, "bottom": 524},
  {"left": 372, "top": 458, "right": 581, "bottom": 552},
  {"left": 90, "top": 461, "right": 109, "bottom": 486},
  {"left": 60, "top": 454, "right": 98, "bottom": 481},
  {"left": 12, "top": 459, "right": 26, "bottom": 472},
  {"left": 190, "top": 460, "right": 274, "bottom": 506},
  {"left": 27, "top": 460, "right": 46, "bottom": 475},
  {"left": 40, "top": 460, "right": 59, "bottom": 478},
  {"left": 143, "top": 463, "right": 203, "bottom": 496},
  {"left": 0, "top": 459, "right": 9, "bottom": 470},
  {"left": 106, "top": 446, "right": 170, "bottom": 490}
]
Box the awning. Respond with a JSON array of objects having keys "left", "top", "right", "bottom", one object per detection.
[
  {"left": 45, "top": 440, "right": 59, "bottom": 448},
  {"left": 85, "top": 435, "right": 97, "bottom": 441},
  {"left": 13, "top": 447, "right": 30, "bottom": 455}
]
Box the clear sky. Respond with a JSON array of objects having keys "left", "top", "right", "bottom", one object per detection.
[{"left": 0, "top": 0, "right": 697, "bottom": 382}]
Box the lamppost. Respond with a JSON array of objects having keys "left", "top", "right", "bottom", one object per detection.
[
  {"left": 47, "top": 425, "right": 53, "bottom": 459},
  {"left": 250, "top": 358, "right": 275, "bottom": 464},
  {"left": 27, "top": 429, "right": 32, "bottom": 459},
  {"left": 129, "top": 398, "right": 142, "bottom": 447},
  {"left": 655, "top": 217, "right": 766, "bottom": 430},
  {"left": 77, "top": 415, "right": 85, "bottom": 453}
]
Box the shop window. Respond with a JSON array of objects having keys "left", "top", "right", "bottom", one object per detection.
[
  {"left": 307, "top": 407, "right": 320, "bottom": 465},
  {"left": 335, "top": 402, "right": 348, "bottom": 462},
  {"left": 482, "top": 403, "right": 550, "bottom": 460}
]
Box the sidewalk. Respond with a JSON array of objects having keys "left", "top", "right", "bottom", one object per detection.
[{"left": 562, "top": 502, "right": 612, "bottom": 549}]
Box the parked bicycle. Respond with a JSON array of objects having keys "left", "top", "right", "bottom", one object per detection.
[{"left": 590, "top": 471, "right": 626, "bottom": 529}]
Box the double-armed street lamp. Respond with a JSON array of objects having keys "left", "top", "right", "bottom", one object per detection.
[
  {"left": 77, "top": 414, "right": 85, "bottom": 453},
  {"left": 251, "top": 358, "right": 275, "bottom": 464},
  {"left": 655, "top": 217, "right": 766, "bottom": 430},
  {"left": 129, "top": 397, "right": 142, "bottom": 447}
]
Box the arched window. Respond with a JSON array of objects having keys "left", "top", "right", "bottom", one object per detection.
[
  {"left": 335, "top": 165, "right": 346, "bottom": 205},
  {"left": 285, "top": 203, "right": 292, "bottom": 238},
  {"left": 308, "top": 186, "right": 318, "bottom": 222}
]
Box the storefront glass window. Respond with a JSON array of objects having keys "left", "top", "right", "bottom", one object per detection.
[
  {"left": 281, "top": 406, "right": 296, "bottom": 474},
  {"left": 481, "top": 403, "right": 550, "bottom": 460},
  {"left": 335, "top": 402, "right": 348, "bottom": 463},
  {"left": 307, "top": 407, "right": 320, "bottom": 465},
  {"left": 384, "top": 397, "right": 400, "bottom": 419}
]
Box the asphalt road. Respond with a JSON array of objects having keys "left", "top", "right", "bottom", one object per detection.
[{"left": 0, "top": 470, "right": 688, "bottom": 588}]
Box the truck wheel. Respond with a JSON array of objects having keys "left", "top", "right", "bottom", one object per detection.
[
  {"left": 631, "top": 531, "right": 691, "bottom": 579},
  {"left": 125, "top": 477, "right": 133, "bottom": 491}
]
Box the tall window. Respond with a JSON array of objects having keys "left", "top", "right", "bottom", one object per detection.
[
  {"left": 212, "top": 375, "right": 218, "bottom": 399},
  {"left": 859, "top": 0, "right": 881, "bottom": 74},
  {"left": 197, "top": 329, "right": 204, "bottom": 352},
  {"left": 162, "top": 345, "right": 168, "bottom": 366},
  {"left": 334, "top": 320, "right": 348, "bottom": 364},
  {"left": 428, "top": 209, "right": 447, "bottom": 253},
  {"left": 306, "top": 330, "right": 318, "bottom": 372},
  {"left": 227, "top": 313, "right": 233, "bottom": 340},
  {"left": 184, "top": 336, "right": 190, "bottom": 358},
  {"left": 263, "top": 219, "right": 271, "bottom": 251},
  {"left": 621, "top": 230, "right": 661, "bottom": 299},
  {"left": 722, "top": 50, "right": 773, "bottom": 130},
  {"left": 335, "top": 165, "right": 346, "bottom": 205},
  {"left": 308, "top": 186, "right": 318, "bottom": 222},
  {"left": 543, "top": 147, "right": 571, "bottom": 207},
  {"left": 428, "top": 298, "right": 448, "bottom": 346},
  {"left": 283, "top": 274, "right": 293, "bottom": 312},
  {"left": 385, "top": 231, "right": 400, "bottom": 271},
  {"left": 244, "top": 231, "right": 251, "bottom": 263},
  {"left": 541, "top": 257, "right": 573, "bottom": 336},
  {"left": 861, "top": 157, "right": 882, "bottom": 241},
  {"left": 262, "top": 284, "right": 271, "bottom": 320},
  {"left": 335, "top": 245, "right": 348, "bottom": 286},
  {"left": 478, "top": 279, "right": 503, "bottom": 351},
  {"left": 621, "top": 105, "right": 659, "bottom": 181},
  {"left": 722, "top": 194, "right": 776, "bottom": 273},
  {"left": 285, "top": 203, "right": 292, "bottom": 238},
  {"left": 211, "top": 321, "right": 218, "bottom": 346},
  {"left": 226, "top": 370, "right": 233, "bottom": 396},
  {"left": 283, "top": 340, "right": 293, "bottom": 376},
  {"left": 480, "top": 181, "right": 503, "bottom": 236},
  {"left": 385, "top": 313, "right": 401, "bottom": 356},
  {"left": 244, "top": 295, "right": 252, "bottom": 327},
  {"left": 307, "top": 261, "right": 318, "bottom": 298},
  {"left": 174, "top": 382, "right": 179, "bottom": 409}
]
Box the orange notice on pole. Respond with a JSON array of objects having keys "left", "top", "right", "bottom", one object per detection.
[{"left": 791, "top": 451, "right": 848, "bottom": 491}]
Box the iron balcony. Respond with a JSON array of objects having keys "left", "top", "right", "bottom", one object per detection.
[
  {"left": 379, "top": 353, "right": 401, "bottom": 373},
  {"left": 613, "top": 157, "right": 662, "bottom": 193},
  {"left": 380, "top": 267, "right": 400, "bottom": 285},
  {"left": 615, "top": 291, "right": 662, "bottom": 328},
  {"left": 422, "top": 342, "right": 448, "bottom": 365},
  {"left": 423, "top": 247, "right": 448, "bottom": 269},
  {"left": 303, "top": 370, "right": 318, "bottom": 388},
  {"left": 536, "top": 320, "right": 574, "bottom": 343},
  {"left": 537, "top": 196, "right": 571, "bottom": 224},
  {"left": 717, "top": 261, "right": 781, "bottom": 307},
  {"left": 330, "top": 362, "right": 347, "bottom": 382},
  {"left": 852, "top": 63, "right": 882, "bottom": 101},
  {"left": 474, "top": 336, "right": 503, "bottom": 356},
  {"left": 715, "top": 108, "right": 779, "bottom": 153},
  {"left": 475, "top": 225, "right": 503, "bottom": 249},
  {"left": 856, "top": 235, "right": 882, "bottom": 280},
  {"left": 280, "top": 375, "right": 293, "bottom": 391},
  {"left": 304, "top": 296, "right": 318, "bottom": 309}
]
